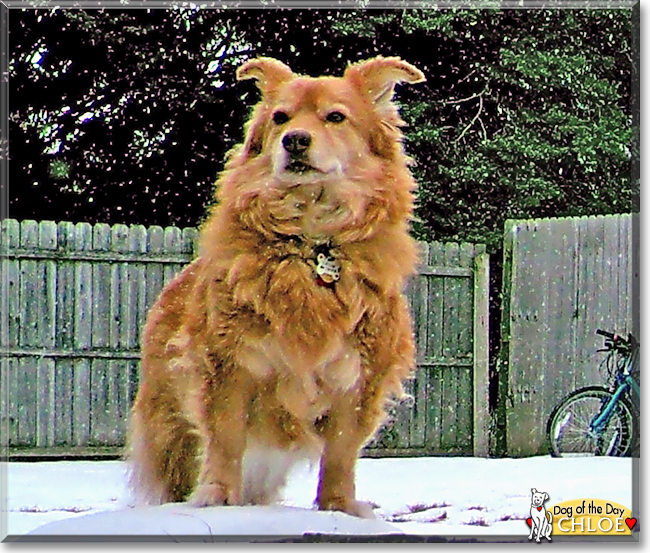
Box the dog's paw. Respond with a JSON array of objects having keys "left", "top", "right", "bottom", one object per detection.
[
  {"left": 188, "top": 482, "right": 230, "bottom": 508},
  {"left": 318, "top": 497, "right": 376, "bottom": 519}
]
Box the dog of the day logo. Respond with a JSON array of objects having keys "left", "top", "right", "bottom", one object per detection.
[
  {"left": 550, "top": 498, "right": 635, "bottom": 536},
  {"left": 526, "top": 492, "right": 636, "bottom": 539}
]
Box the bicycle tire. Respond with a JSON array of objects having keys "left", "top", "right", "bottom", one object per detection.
[{"left": 547, "top": 386, "right": 636, "bottom": 458}]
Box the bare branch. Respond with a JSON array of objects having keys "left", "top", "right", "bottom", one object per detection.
[
  {"left": 444, "top": 84, "right": 489, "bottom": 106},
  {"left": 454, "top": 95, "right": 484, "bottom": 144}
]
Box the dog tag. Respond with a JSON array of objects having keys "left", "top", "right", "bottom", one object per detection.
[{"left": 314, "top": 252, "right": 341, "bottom": 285}]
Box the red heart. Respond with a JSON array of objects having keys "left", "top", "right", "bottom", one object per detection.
[
  {"left": 537, "top": 506, "right": 542, "bottom": 511},
  {"left": 526, "top": 517, "right": 532, "bottom": 527},
  {"left": 625, "top": 517, "right": 637, "bottom": 530}
]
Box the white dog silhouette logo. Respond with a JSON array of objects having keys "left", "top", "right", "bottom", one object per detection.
[{"left": 527, "top": 488, "right": 553, "bottom": 542}]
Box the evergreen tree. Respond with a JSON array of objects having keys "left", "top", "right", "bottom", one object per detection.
[{"left": 8, "top": 7, "right": 636, "bottom": 251}]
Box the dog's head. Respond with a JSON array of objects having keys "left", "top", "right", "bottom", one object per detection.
[
  {"left": 531, "top": 488, "right": 549, "bottom": 507},
  {"left": 215, "top": 56, "right": 424, "bottom": 240},
  {"left": 233, "top": 56, "right": 425, "bottom": 183}
]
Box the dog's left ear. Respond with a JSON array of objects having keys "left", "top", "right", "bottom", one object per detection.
[
  {"left": 345, "top": 57, "right": 425, "bottom": 158},
  {"left": 345, "top": 56, "right": 425, "bottom": 109},
  {"left": 236, "top": 57, "right": 294, "bottom": 96}
]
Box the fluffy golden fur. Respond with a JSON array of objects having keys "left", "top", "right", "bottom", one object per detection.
[{"left": 127, "top": 56, "right": 425, "bottom": 518}]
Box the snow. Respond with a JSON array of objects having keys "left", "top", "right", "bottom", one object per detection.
[{"left": 3, "top": 456, "right": 636, "bottom": 540}]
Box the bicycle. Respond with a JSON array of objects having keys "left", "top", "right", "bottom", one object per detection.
[{"left": 546, "top": 329, "right": 639, "bottom": 457}]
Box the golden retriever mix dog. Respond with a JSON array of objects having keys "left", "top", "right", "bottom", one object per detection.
[{"left": 127, "top": 56, "right": 425, "bottom": 518}]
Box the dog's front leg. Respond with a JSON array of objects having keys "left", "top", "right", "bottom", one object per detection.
[
  {"left": 316, "top": 391, "right": 375, "bottom": 518},
  {"left": 528, "top": 520, "right": 535, "bottom": 540},
  {"left": 188, "top": 368, "right": 249, "bottom": 507}
]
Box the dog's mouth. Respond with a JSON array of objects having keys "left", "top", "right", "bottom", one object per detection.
[{"left": 286, "top": 159, "right": 319, "bottom": 174}]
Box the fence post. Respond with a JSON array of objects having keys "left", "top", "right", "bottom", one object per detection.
[{"left": 473, "top": 250, "right": 490, "bottom": 457}]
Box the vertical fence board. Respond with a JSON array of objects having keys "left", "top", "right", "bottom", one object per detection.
[
  {"left": 395, "top": 378, "right": 413, "bottom": 448},
  {"left": 1, "top": 220, "right": 20, "bottom": 348},
  {"left": 163, "top": 227, "right": 182, "bottom": 285},
  {"left": 56, "top": 222, "right": 76, "bottom": 350},
  {"left": 129, "top": 225, "right": 147, "bottom": 350},
  {"left": 457, "top": 367, "right": 473, "bottom": 451},
  {"left": 39, "top": 222, "right": 57, "bottom": 447},
  {"left": 426, "top": 243, "right": 445, "bottom": 362},
  {"left": 74, "top": 223, "right": 93, "bottom": 351},
  {"left": 36, "top": 357, "right": 55, "bottom": 447},
  {"left": 146, "top": 226, "right": 165, "bottom": 314},
  {"left": 410, "top": 367, "right": 427, "bottom": 448},
  {"left": 1, "top": 221, "right": 19, "bottom": 447},
  {"left": 54, "top": 359, "right": 74, "bottom": 446},
  {"left": 424, "top": 367, "right": 441, "bottom": 451},
  {"left": 411, "top": 243, "right": 429, "bottom": 363},
  {"left": 20, "top": 221, "right": 39, "bottom": 348}
]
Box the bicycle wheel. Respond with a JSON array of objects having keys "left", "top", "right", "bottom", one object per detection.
[{"left": 547, "top": 386, "right": 635, "bottom": 457}]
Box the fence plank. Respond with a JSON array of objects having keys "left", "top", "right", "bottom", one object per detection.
[
  {"left": 425, "top": 366, "right": 442, "bottom": 451},
  {"left": 1, "top": 221, "right": 19, "bottom": 444},
  {"left": 410, "top": 367, "right": 427, "bottom": 448},
  {"left": 426, "top": 242, "right": 445, "bottom": 361},
  {"left": 411, "top": 242, "right": 429, "bottom": 363},
  {"left": 74, "top": 223, "right": 93, "bottom": 351},
  {"left": 37, "top": 222, "right": 57, "bottom": 447},
  {"left": 163, "top": 226, "right": 182, "bottom": 285},
  {"left": 1, "top": 220, "right": 20, "bottom": 349},
  {"left": 146, "top": 226, "right": 165, "bottom": 315},
  {"left": 56, "top": 222, "right": 76, "bottom": 350},
  {"left": 129, "top": 225, "right": 148, "bottom": 350},
  {"left": 54, "top": 359, "right": 74, "bottom": 446}
]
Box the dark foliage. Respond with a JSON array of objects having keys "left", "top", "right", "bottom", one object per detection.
[{"left": 9, "top": 8, "right": 637, "bottom": 250}]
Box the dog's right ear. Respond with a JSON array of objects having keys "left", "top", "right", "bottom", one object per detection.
[
  {"left": 531, "top": 488, "right": 537, "bottom": 494},
  {"left": 236, "top": 57, "right": 294, "bottom": 96},
  {"left": 234, "top": 58, "right": 294, "bottom": 158}
]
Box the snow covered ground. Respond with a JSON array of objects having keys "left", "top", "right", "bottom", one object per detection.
[{"left": 3, "top": 455, "right": 637, "bottom": 540}]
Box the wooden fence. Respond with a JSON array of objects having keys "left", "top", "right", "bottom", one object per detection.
[
  {"left": 500, "top": 214, "right": 639, "bottom": 457},
  {"left": 0, "top": 218, "right": 490, "bottom": 459}
]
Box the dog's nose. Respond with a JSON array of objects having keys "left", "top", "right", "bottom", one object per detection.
[{"left": 282, "top": 131, "right": 311, "bottom": 155}]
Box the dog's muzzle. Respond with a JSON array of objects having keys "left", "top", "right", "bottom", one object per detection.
[{"left": 282, "top": 131, "right": 316, "bottom": 174}]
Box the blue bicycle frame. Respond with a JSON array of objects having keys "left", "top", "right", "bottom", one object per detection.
[{"left": 590, "top": 348, "right": 639, "bottom": 434}]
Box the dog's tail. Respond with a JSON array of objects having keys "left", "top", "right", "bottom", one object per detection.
[
  {"left": 546, "top": 511, "right": 553, "bottom": 524},
  {"left": 126, "top": 402, "right": 201, "bottom": 505}
]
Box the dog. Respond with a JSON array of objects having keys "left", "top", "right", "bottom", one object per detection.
[
  {"left": 528, "top": 488, "right": 553, "bottom": 542},
  {"left": 127, "top": 56, "right": 425, "bottom": 518}
]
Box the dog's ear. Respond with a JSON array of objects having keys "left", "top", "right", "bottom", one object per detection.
[
  {"left": 345, "top": 57, "right": 424, "bottom": 158},
  {"left": 531, "top": 488, "right": 537, "bottom": 494},
  {"left": 345, "top": 56, "right": 425, "bottom": 110},
  {"left": 543, "top": 493, "right": 549, "bottom": 502},
  {"left": 234, "top": 58, "right": 294, "bottom": 158},
  {"left": 236, "top": 57, "right": 294, "bottom": 96}
]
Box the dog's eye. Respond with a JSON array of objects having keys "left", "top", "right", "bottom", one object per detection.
[
  {"left": 326, "top": 111, "right": 346, "bottom": 124},
  {"left": 272, "top": 111, "right": 290, "bottom": 125}
]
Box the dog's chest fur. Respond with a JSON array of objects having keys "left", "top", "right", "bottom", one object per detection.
[{"left": 236, "top": 330, "right": 361, "bottom": 421}]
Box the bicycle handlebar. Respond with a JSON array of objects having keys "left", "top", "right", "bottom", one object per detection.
[{"left": 596, "top": 329, "right": 617, "bottom": 340}]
